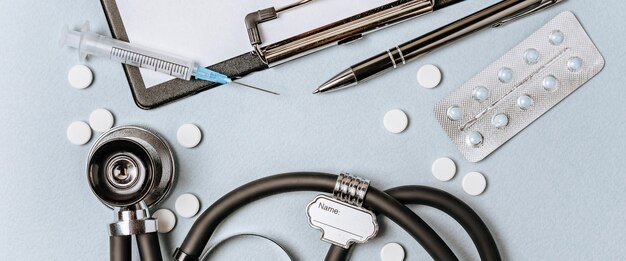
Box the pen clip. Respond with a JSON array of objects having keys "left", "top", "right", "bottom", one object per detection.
[{"left": 493, "top": 0, "right": 565, "bottom": 28}]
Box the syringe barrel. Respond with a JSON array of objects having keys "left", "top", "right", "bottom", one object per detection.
[
  {"left": 62, "top": 22, "right": 195, "bottom": 81},
  {"left": 83, "top": 33, "right": 195, "bottom": 81}
]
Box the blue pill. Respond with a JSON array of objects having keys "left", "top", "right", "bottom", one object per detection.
[
  {"left": 524, "top": 49, "right": 540, "bottom": 65},
  {"left": 466, "top": 131, "right": 483, "bottom": 147},
  {"left": 549, "top": 30, "right": 565, "bottom": 45},
  {"left": 498, "top": 68, "right": 514, "bottom": 83},
  {"left": 447, "top": 106, "right": 463, "bottom": 121},
  {"left": 567, "top": 57, "right": 583, "bottom": 72},
  {"left": 472, "top": 86, "right": 490, "bottom": 102},
  {"left": 542, "top": 76, "right": 559, "bottom": 91},
  {"left": 517, "top": 95, "right": 533, "bottom": 110},
  {"left": 491, "top": 114, "right": 509, "bottom": 129}
]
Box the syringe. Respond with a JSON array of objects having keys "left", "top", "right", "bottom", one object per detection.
[{"left": 60, "top": 22, "right": 277, "bottom": 95}]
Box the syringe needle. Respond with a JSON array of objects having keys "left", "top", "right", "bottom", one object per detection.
[
  {"left": 231, "top": 81, "right": 280, "bottom": 96},
  {"left": 192, "top": 67, "right": 278, "bottom": 95}
]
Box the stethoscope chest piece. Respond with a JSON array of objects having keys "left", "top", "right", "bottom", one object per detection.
[{"left": 87, "top": 125, "right": 175, "bottom": 209}]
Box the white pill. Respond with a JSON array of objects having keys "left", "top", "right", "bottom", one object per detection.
[
  {"left": 89, "top": 108, "right": 115, "bottom": 132},
  {"left": 466, "top": 131, "right": 483, "bottom": 147},
  {"left": 177, "top": 124, "right": 202, "bottom": 148},
  {"left": 416, "top": 64, "right": 442, "bottom": 89},
  {"left": 567, "top": 57, "right": 583, "bottom": 72},
  {"left": 491, "top": 114, "right": 509, "bottom": 129},
  {"left": 446, "top": 106, "right": 463, "bottom": 121},
  {"left": 383, "top": 109, "right": 409, "bottom": 134},
  {"left": 524, "top": 49, "right": 540, "bottom": 65},
  {"left": 68, "top": 64, "right": 93, "bottom": 89},
  {"left": 472, "top": 86, "right": 490, "bottom": 102},
  {"left": 152, "top": 208, "right": 176, "bottom": 233},
  {"left": 175, "top": 193, "right": 200, "bottom": 218},
  {"left": 549, "top": 30, "right": 565, "bottom": 46},
  {"left": 517, "top": 95, "right": 533, "bottom": 110},
  {"left": 431, "top": 157, "right": 456, "bottom": 182},
  {"left": 462, "top": 172, "right": 487, "bottom": 196},
  {"left": 67, "top": 121, "right": 92, "bottom": 145},
  {"left": 380, "top": 242, "right": 405, "bottom": 261},
  {"left": 498, "top": 67, "right": 513, "bottom": 83},
  {"left": 542, "top": 75, "right": 559, "bottom": 92}
]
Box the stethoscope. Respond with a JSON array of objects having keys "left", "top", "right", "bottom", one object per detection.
[{"left": 87, "top": 126, "right": 502, "bottom": 261}]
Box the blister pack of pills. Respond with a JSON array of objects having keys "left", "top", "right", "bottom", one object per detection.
[{"left": 434, "top": 11, "right": 604, "bottom": 162}]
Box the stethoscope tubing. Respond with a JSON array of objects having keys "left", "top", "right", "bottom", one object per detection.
[
  {"left": 112, "top": 172, "right": 502, "bottom": 261},
  {"left": 110, "top": 235, "right": 131, "bottom": 261},
  {"left": 176, "top": 172, "right": 459, "bottom": 260},
  {"left": 111, "top": 232, "right": 162, "bottom": 261}
]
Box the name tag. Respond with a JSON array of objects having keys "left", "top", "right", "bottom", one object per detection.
[{"left": 306, "top": 195, "right": 378, "bottom": 248}]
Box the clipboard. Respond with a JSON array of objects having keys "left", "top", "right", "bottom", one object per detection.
[
  {"left": 100, "top": 0, "right": 453, "bottom": 109},
  {"left": 100, "top": 0, "right": 268, "bottom": 109}
]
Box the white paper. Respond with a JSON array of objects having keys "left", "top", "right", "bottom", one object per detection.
[{"left": 116, "top": 0, "right": 391, "bottom": 87}]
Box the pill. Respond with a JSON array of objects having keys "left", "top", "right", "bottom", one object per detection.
[
  {"left": 466, "top": 131, "right": 483, "bottom": 147},
  {"left": 68, "top": 64, "right": 93, "bottom": 89},
  {"left": 380, "top": 242, "right": 405, "bottom": 261},
  {"left": 472, "top": 86, "right": 490, "bottom": 102},
  {"left": 383, "top": 109, "right": 409, "bottom": 134},
  {"left": 175, "top": 193, "right": 200, "bottom": 218},
  {"left": 542, "top": 75, "right": 559, "bottom": 92},
  {"left": 67, "top": 121, "right": 92, "bottom": 145},
  {"left": 416, "top": 64, "right": 442, "bottom": 89},
  {"left": 524, "top": 48, "right": 540, "bottom": 65},
  {"left": 567, "top": 57, "right": 583, "bottom": 72},
  {"left": 549, "top": 30, "right": 565, "bottom": 46},
  {"left": 89, "top": 108, "right": 115, "bottom": 132},
  {"left": 491, "top": 114, "right": 509, "bottom": 129},
  {"left": 152, "top": 208, "right": 176, "bottom": 233},
  {"left": 431, "top": 157, "right": 456, "bottom": 182},
  {"left": 498, "top": 67, "right": 513, "bottom": 83},
  {"left": 446, "top": 106, "right": 463, "bottom": 121},
  {"left": 177, "top": 124, "right": 202, "bottom": 148},
  {"left": 517, "top": 95, "right": 533, "bottom": 110},
  {"left": 462, "top": 172, "right": 487, "bottom": 196}
]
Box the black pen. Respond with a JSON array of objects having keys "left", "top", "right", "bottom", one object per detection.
[{"left": 313, "top": 0, "right": 564, "bottom": 94}]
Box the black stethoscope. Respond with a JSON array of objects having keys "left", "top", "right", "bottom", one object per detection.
[{"left": 87, "top": 126, "right": 501, "bottom": 261}]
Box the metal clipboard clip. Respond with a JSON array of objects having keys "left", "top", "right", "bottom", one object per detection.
[
  {"left": 245, "top": 0, "right": 315, "bottom": 64},
  {"left": 243, "top": 0, "right": 436, "bottom": 66}
]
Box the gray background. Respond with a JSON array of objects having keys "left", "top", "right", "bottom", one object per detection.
[{"left": 1, "top": 0, "right": 624, "bottom": 260}]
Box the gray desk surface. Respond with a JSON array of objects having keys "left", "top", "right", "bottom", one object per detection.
[{"left": 1, "top": 0, "right": 624, "bottom": 260}]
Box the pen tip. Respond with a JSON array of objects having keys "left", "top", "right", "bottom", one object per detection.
[{"left": 312, "top": 89, "right": 320, "bottom": 94}]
